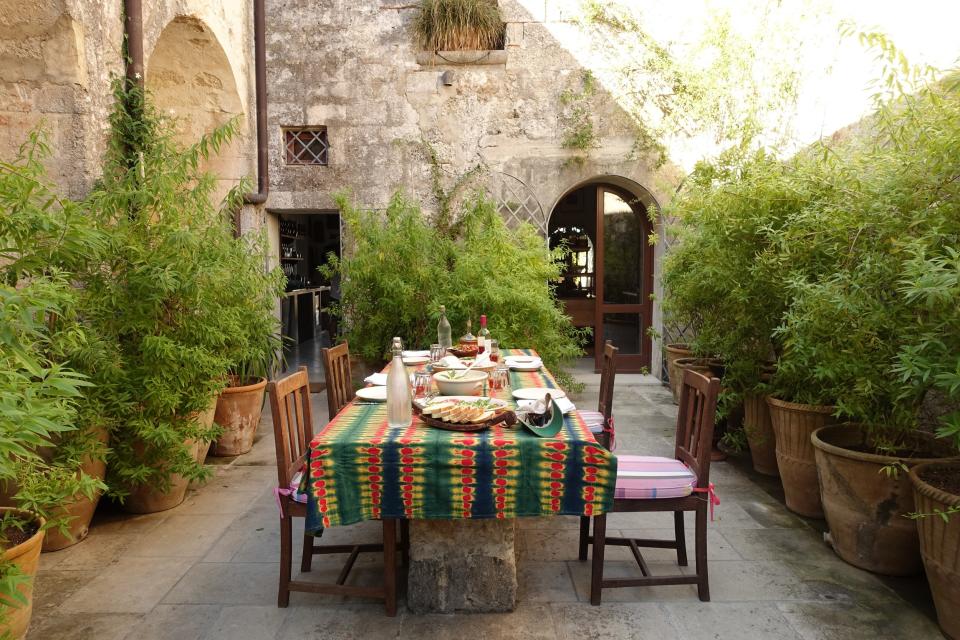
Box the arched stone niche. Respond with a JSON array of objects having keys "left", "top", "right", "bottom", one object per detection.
[{"left": 146, "top": 15, "right": 247, "bottom": 193}]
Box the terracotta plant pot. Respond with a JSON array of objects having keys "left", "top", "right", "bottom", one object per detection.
[
  {"left": 744, "top": 393, "right": 778, "bottom": 476},
  {"left": 910, "top": 461, "right": 960, "bottom": 640},
  {"left": 812, "top": 425, "right": 957, "bottom": 575},
  {"left": 210, "top": 377, "right": 267, "bottom": 456},
  {"left": 665, "top": 344, "right": 693, "bottom": 404},
  {"left": 42, "top": 426, "right": 111, "bottom": 552},
  {"left": 0, "top": 508, "right": 45, "bottom": 640},
  {"left": 124, "top": 399, "right": 217, "bottom": 514},
  {"left": 767, "top": 396, "right": 836, "bottom": 518}
]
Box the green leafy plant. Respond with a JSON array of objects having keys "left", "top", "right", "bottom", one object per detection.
[
  {"left": 414, "top": 0, "right": 505, "bottom": 52},
  {"left": 323, "top": 191, "right": 585, "bottom": 389},
  {"left": 559, "top": 71, "right": 600, "bottom": 165},
  {"left": 79, "top": 82, "right": 284, "bottom": 496},
  {"left": 0, "top": 128, "right": 102, "bottom": 626}
]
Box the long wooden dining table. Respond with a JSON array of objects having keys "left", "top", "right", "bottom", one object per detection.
[{"left": 300, "top": 349, "right": 618, "bottom": 612}]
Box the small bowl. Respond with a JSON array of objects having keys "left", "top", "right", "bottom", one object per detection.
[{"left": 433, "top": 369, "right": 489, "bottom": 396}]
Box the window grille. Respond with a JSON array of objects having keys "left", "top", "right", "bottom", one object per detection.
[{"left": 284, "top": 127, "right": 329, "bottom": 165}]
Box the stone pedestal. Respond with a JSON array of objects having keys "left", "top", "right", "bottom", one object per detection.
[{"left": 407, "top": 519, "right": 518, "bottom": 613}]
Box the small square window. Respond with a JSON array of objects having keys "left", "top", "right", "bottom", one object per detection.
[{"left": 284, "top": 127, "right": 329, "bottom": 165}]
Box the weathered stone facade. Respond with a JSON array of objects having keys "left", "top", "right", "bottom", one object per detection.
[
  {"left": 1, "top": 0, "right": 675, "bottom": 369},
  {"left": 0, "top": 0, "right": 256, "bottom": 199},
  {"left": 265, "top": 0, "right": 678, "bottom": 366}
]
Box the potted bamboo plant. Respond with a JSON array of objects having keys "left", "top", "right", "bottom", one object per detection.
[{"left": 79, "top": 83, "right": 283, "bottom": 512}]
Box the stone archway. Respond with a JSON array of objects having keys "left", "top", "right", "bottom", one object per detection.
[
  {"left": 548, "top": 176, "right": 660, "bottom": 372},
  {"left": 146, "top": 16, "right": 247, "bottom": 193}
]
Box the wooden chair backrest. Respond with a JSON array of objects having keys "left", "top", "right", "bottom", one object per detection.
[
  {"left": 674, "top": 368, "right": 721, "bottom": 488},
  {"left": 267, "top": 366, "right": 315, "bottom": 489},
  {"left": 598, "top": 340, "right": 619, "bottom": 422},
  {"left": 321, "top": 341, "right": 354, "bottom": 420}
]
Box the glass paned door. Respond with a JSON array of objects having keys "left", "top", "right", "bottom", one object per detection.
[{"left": 595, "top": 188, "right": 651, "bottom": 371}]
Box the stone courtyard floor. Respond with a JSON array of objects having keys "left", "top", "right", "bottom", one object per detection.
[{"left": 29, "top": 362, "right": 944, "bottom": 639}]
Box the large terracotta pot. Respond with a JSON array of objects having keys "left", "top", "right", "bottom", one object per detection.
[
  {"left": 0, "top": 509, "right": 44, "bottom": 640},
  {"left": 210, "top": 377, "right": 267, "bottom": 456},
  {"left": 124, "top": 399, "right": 217, "bottom": 514},
  {"left": 42, "top": 425, "right": 111, "bottom": 552},
  {"left": 813, "top": 425, "right": 957, "bottom": 575},
  {"left": 665, "top": 344, "right": 693, "bottom": 404},
  {"left": 911, "top": 461, "right": 960, "bottom": 640},
  {"left": 744, "top": 393, "right": 778, "bottom": 476},
  {"left": 767, "top": 396, "right": 835, "bottom": 518}
]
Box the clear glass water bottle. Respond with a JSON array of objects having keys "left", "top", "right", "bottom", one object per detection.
[
  {"left": 387, "top": 337, "right": 412, "bottom": 429},
  {"left": 437, "top": 305, "right": 452, "bottom": 349}
]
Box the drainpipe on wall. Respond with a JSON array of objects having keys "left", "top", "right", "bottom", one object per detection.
[
  {"left": 123, "top": 0, "right": 144, "bottom": 88},
  {"left": 244, "top": 0, "right": 269, "bottom": 206}
]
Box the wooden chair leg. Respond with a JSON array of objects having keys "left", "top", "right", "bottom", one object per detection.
[
  {"left": 578, "top": 516, "right": 590, "bottom": 562},
  {"left": 278, "top": 515, "right": 293, "bottom": 608},
  {"left": 590, "top": 513, "right": 607, "bottom": 606},
  {"left": 300, "top": 532, "right": 314, "bottom": 572},
  {"left": 674, "top": 511, "right": 688, "bottom": 567},
  {"left": 695, "top": 506, "right": 710, "bottom": 602},
  {"left": 383, "top": 519, "right": 398, "bottom": 617}
]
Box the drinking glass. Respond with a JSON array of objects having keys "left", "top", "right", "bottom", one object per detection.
[
  {"left": 430, "top": 343, "right": 444, "bottom": 364},
  {"left": 413, "top": 370, "right": 432, "bottom": 399},
  {"left": 489, "top": 340, "right": 500, "bottom": 362},
  {"left": 490, "top": 365, "right": 509, "bottom": 393}
]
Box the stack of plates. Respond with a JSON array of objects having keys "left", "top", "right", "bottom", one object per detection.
[{"left": 503, "top": 355, "right": 542, "bottom": 371}]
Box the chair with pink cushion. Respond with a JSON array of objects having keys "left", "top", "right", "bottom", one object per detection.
[
  {"left": 579, "top": 340, "right": 618, "bottom": 450},
  {"left": 578, "top": 368, "right": 720, "bottom": 604}
]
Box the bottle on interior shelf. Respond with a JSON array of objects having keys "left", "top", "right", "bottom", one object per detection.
[
  {"left": 478, "top": 314, "right": 491, "bottom": 354},
  {"left": 437, "top": 305, "right": 452, "bottom": 349},
  {"left": 387, "top": 337, "right": 412, "bottom": 429}
]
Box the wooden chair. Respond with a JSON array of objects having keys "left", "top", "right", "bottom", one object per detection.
[
  {"left": 321, "top": 341, "right": 354, "bottom": 420},
  {"left": 268, "top": 366, "right": 404, "bottom": 615},
  {"left": 580, "top": 341, "right": 618, "bottom": 450},
  {"left": 579, "top": 368, "right": 720, "bottom": 604}
]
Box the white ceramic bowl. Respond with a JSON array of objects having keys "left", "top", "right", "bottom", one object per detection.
[{"left": 433, "top": 369, "right": 488, "bottom": 396}]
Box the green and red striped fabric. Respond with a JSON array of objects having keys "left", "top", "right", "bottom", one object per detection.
[{"left": 303, "top": 350, "right": 617, "bottom": 530}]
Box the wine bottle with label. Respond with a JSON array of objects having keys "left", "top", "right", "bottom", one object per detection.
[{"left": 478, "top": 314, "right": 491, "bottom": 354}]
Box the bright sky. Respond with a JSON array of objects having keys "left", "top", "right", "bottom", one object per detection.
[{"left": 525, "top": 0, "right": 960, "bottom": 171}]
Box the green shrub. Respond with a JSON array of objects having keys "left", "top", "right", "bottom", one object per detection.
[
  {"left": 80, "top": 83, "right": 284, "bottom": 496},
  {"left": 324, "top": 191, "right": 584, "bottom": 388},
  {"left": 414, "top": 0, "right": 505, "bottom": 51}
]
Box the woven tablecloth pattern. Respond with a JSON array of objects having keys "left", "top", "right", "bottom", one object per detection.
[{"left": 303, "top": 350, "right": 617, "bottom": 530}]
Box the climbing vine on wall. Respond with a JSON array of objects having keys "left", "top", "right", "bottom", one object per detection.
[{"left": 558, "top": 70, "right": 601, "bottom": 166}]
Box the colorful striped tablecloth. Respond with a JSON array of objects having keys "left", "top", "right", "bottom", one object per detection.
[{"left": 303, "top": 349, "right": 617, "bottom": 530}]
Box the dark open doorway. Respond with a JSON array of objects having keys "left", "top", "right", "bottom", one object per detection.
[{"left": 549, "top": 182, "right": 655, "bottom": 373}]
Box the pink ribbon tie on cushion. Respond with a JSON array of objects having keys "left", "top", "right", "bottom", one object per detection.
[
  {"left": 274, "top": 487, "right": 292, "bottom": 519},
  {"left": 692, "top": 482, "right": 720, "bottom": 521},
  {"left": 603, "top": 417, "right": 616, "bottom": 451}
]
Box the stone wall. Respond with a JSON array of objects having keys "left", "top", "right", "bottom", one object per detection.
[
  {"left": 0, "top": 0, "right": 257, "bottom": 202},
  {"left": 265, "top": 0, "right": 681, "bottom": 369}
]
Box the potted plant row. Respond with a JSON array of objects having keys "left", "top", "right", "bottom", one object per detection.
[{"left": 660, "top": 59, "right": 960, "bottom": 628}]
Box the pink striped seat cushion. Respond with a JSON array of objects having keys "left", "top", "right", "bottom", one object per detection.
[
  {"left": 579, "top": 410, "right": 606, "bottom": 433},
  {"left": 614, "top": 455, "right": 697, "bottom": 500}
]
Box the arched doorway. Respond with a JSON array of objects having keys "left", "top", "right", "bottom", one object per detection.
[{"left": 549, "top": 180, "right": 656, "bottom": 372}]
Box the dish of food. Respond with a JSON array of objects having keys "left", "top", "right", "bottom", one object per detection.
[
  {"left": 448, "top": 344, "right": 479, "bottom": 358},
  {"left": 414, "top": 396, "right": 512, "bottom": 431}
]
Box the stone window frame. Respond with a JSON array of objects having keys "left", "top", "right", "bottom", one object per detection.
[{"left": 283, "top": 126, "right": 330, "bottom": 166}]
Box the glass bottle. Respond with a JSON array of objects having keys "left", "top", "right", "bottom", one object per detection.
[
  {"left": 387, "top": 337, "right": 412, "bottom": 429},
  {"left": 478, "top": 314, "right": 491, "bottom": 354},
  {"left": 461, "top": 318, "right": 476, "bottom": 345},
  {"left": 437, "top": 305, "right": 452, "bottom": 349}
]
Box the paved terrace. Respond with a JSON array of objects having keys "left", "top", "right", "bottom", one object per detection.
[{"left": 29, "top": 362, "right": 942, "bottom": 639}]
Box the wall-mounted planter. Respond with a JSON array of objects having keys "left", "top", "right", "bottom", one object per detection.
[{"left": 416, "top": 50, "right": 508, "bottom": 66}]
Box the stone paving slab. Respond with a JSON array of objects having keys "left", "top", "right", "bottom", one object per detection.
[{"left": 27, "top": 363, "right": 944, "bottom": 639}]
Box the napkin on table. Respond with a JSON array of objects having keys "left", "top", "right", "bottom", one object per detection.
[{"left": 517, "top": 396, "right": 576, "bottom": 415}]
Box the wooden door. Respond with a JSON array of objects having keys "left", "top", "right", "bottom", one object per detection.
[{"left": 594, "top": 187, "right": 652, "bottom": 372}]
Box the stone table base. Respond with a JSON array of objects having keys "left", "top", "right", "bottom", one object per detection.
[{"left": 407, "top": 519, "right": 518, "bottom": 613}]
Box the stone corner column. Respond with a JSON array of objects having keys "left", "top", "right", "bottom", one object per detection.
[{"left": 407, "top": 518, "right": 518, "bottom": 613}]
